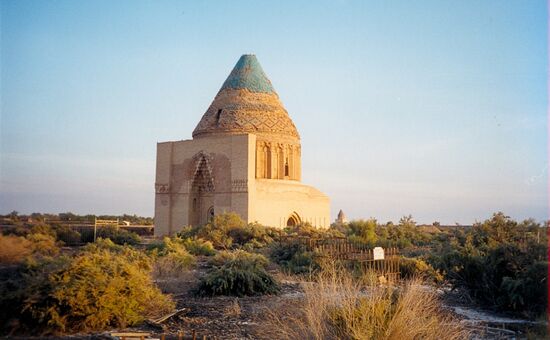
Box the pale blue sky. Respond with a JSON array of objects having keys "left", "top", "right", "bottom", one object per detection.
[{"left": 1, "top": 0, "right": 547, "bottom": 224}]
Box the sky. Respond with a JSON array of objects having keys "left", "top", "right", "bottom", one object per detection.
[{"left": 0, "top": 0, "right": 547, "bottom": 224}]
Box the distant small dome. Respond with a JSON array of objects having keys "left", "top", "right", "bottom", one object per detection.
[
  {"left": 192, "top": 55, "right": 300, "bottom": 140},
  {"left": 336, "top": 209, "right": 348, "bottom": 224}
]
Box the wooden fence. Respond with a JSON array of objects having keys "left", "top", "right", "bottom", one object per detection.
[{"left": 280, "top": 236, "right": 401, "bottom": 282}]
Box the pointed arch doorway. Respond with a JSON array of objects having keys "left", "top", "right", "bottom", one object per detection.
[
  {"left": 286, "top": 212, "right": 301, "bottom": 227},
  {"left": 189, "top": 152, "right": 215, "bottom": 226}
]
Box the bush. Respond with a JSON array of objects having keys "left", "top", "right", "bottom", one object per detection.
[
  {"left": 0, "top": 235, "right": 33, "bottom": 264},
  {"left": 80, "top": 225, "right": 141, "bottom": 245},
  {"left": 270, "top": 240, "right": 322, "bottom": 274},
  {"left": 177, "top": 212, "right": 277, "bottom": 250},
  {"left": 182, "top": 238, "right": 216, "bottom": 256},
  {"left": 339, "top": 219, "right": 378, "bottom": 246},
  {"left": 196, "top": 250, "right": 279, "bottom": 297},
  {"left": 0, "top": 239, "right": 174, "bottom": 334},
  {"left": 429, "top": 212, "right": 548, "bottom": 317},
  {"left": 399, "top": 257, "right": 443, "bottom": 283},
  {"left": 1, "top": 225, "right": 31, "bottom": 237},
  {"left": 286, "top": 223, "right": 344, "bottom": 239},
  {"left": 0, "top": 232, "right": 60, "bottom": 264},
  {"left": 26, "top": 233, "right": 60, "bottom": 257},
  {"left": 30, "top": 223, "right": 56, "bottom": 238},
  {"left": 53, "top": 226, "right": 82, "bottom": 246},
  {"left": 150, "top": 237, "right": 196, "bottom": 277}
]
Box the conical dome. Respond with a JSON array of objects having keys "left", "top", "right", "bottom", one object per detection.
[{"left": 192, "top": 55, "right": 300, "bottom": 140}]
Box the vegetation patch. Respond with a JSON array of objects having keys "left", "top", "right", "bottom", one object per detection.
[
  {"left": 0, "top": 234, "right": 33, "bottom": 264},
  {"left": 149, "top": 237, "right": 196, "bottom": 277},
  {"left": 269, "top": 265, "right": 468, "bottom": 340},
  {"left": 399, "top": 257, "right": 443, "bottom": 283},
  {"left": 80, "top": 225, "right": 141, "bottom": 245},
  {"left": 196, "top": 250, "right": 279, "bottom": 297},
  {"left": 0, "top": 232, "right": 60, "bottom": 265},
  {"left": 178, "top": 213, "right": 278, "bottom": 250},
  {"left": 270, "top": 240, "right": 322, "bottom": 274},
  {"left": 181, "top": 237, "right": 216, "bottom": 256},
  {"left": 428, "top": 213, "right": 547, "bottom": 317},
  {"left": 0, "top": 238, "right": 174, "bottom": 335}
]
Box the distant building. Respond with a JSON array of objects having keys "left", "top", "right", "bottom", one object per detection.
[
  {"left": 335, "top": 209, "right": 348, "bottom": 224},
  {"left": 154, "top": 55, "right": 330, "bottom": 236}
]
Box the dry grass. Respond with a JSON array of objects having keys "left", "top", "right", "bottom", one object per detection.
[
  {"left": 152, "top": 257, "right": 197, "bottom": 295},
  {"left": 269, "top": 263, "right": 469, "bottom": 340},
  {"left": 224, "top": 298, "right": 242, "bottom": 317},
  {"left": 0, "top": 234, "right": 33, "bottom": 264}
]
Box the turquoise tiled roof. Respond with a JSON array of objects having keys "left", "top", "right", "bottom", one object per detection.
[{"left": 220, "top": 54, "right": 275, "bottom": 93}]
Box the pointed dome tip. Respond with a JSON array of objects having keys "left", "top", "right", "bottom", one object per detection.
[
  {"left": 220, "top": 54, "right": 274, "bottom": 94},
  {"left": 192, "top": 54, "right": 300, "bottom": 140}
]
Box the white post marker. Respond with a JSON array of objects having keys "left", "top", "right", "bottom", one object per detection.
[{"left": 373, "top": 246, "right": 385, "bottom": 260}]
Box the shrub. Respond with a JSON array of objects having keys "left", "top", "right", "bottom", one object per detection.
[
  {"left": 270, "top": 240, "right": 322, "bottom": 274},
  {"left": 182, "top": 238, "right": 215, "bottom": 256},
  {"left": 1, "top": 225, "right": 31, "bottom": 237},
  {"left": 30, "top": 223, "right": 56, "bottom": 238},
  {"left": 0, "top": 232, "right": 60, "bottom": 264},
  {"left": 0, "top": 240, "right": 174, "bottom": 334},
  {"left": 429, "top": 212, "right": 548, "bottom": 317},
  {"left": 80, "top": 225, "right": 141, "bottom": 245},
  {"left": 197, "top": 250, "right": 279, "bottom": 296},
  {"left": 399, "top": 257, "right": 443, "bottom": 283},
  {"left": 150, "top": 237, "right": 195, "bottom": 277},
  {"left": 0, "top": 235, "right": 33, "bottom": 264},
  {"left": 177, "top": 213, "right": 277, "bottom": 250},
  {"left": 226, "top": 222, "right": 276, "bottom": 249},
  {"left": 340, "top": 219, "right": 378, "bottom": 246},
  {"left": 26, "top": 233, "right": 60, "bottom": 257},
  {"left": 53, "top": 226, "right": 82, "bottom": 246},
  {"left": 286, "top": 223, "right": 344, "bottom": 239}
]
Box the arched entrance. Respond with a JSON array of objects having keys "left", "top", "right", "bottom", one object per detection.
[
  {"left": 286, "top": 212, "right": 301, "bottom": 227},
  {"left": 207, "top": 206, "right": 215, "bottom": 222},
  {"left": 189, "top": 152, "right": 215, "bottom": 226}
]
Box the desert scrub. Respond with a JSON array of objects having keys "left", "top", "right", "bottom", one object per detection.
[
  {"left": 177, "top": 212, "right": 277, "bottom": 250},
  {"left": 80, "top": 225, "right": 141, "bottom": 245},
  {"left": 429, "top": 212, "right": 548, "bottom": 317},
  {"left": 0, "top": 234, "right": 33, "bottom": 264},
  {"left": 181, "top": 237, "right": 216, "bottom": 256},
  {"left": 270, "top": 239, "right": 323, "bottom": 274},
  {"left": 0, "top": 232, "right": 60, "bottom": 264},
  {"left": 0, "top": 238, "right": 174, "bottom": 334},
  {"left": 197, "top": 250, "right": 279, "bottom": 297},
  {"left": 25, "top": 233, "right": 60, "bottom": 257},
  {"left": 269, "top": 264, "right": 468, "bottom": 340},
  {"left": 150, "top": 237, "right": 196, "bottom": 277},
  {"left": 53, "top": 225, "right": 82, "bottom": 246},
  {"left": 399, "top": 257, "right": 443, "bottom": 283}
]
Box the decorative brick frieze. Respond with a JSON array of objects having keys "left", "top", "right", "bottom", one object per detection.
[{"left": 231, "top": 179, "right": 248, "bottom": 192}]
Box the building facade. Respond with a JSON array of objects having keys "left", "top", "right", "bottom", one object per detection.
[{"left": 154, "top": 55, "right": 330, "bottom": 236}]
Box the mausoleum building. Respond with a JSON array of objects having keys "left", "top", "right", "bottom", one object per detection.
[{"left": 154, "top": 55, "right": 330, "bottom": 236}]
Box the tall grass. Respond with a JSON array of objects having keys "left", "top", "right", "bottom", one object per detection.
[
  {"left": 269, "top": 263, "right": 468, "bottom": 340},
  {"left": 0, "top": 235, "right": 33, "bottom": 264}
]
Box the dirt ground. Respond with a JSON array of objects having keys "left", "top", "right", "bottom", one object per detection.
[
  {"left": 4, "top": 257, "right": 543, "bottom": 340},
  {"left": 140, "top": 259, "right": 305, "bottom": 339}
]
